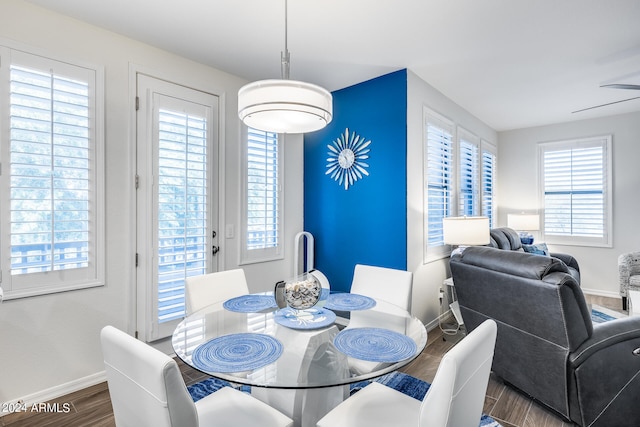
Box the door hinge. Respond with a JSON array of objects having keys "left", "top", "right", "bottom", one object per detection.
[
  {"left": 135, "top": 96, "right": 140, "bottom": 111},
  {"left": 135, "top": 174, "right": 140, "bottom": 190},
  {"left": 135, "top": 253, "right": 139, "bottom": 267}
]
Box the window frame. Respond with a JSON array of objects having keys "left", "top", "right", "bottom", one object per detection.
[
  {"left": 240, "top": 126, "right": 284, "bottom": 264},
  {"left": 538, "top": 135, "right": 612, "bottom": 248},
  {"left": 0, "top": 42, "right": 105, "bottom": 300}
]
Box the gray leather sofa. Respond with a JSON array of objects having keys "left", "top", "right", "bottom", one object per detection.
[
  {"left": 489, "top": 227, "right": 581, "bottom": 284},
  {"left": 450, "top": 246, "right": 640, "bottom": 427}
]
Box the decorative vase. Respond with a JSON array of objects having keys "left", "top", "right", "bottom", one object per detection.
[{"left": 274, "top": 273, "right": 321, "bottom": 310}]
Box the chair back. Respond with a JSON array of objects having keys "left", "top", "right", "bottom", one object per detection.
[
  {"left": 351, "top": 264, "right": 413, "bottom": 311},
  {"left": 419, "top": 319, "right": 497, "bottom": 427},
  {"left": 185, "top": 269, "right": 249, "bottom": 314},
  {"left": 100, "top": 326, "right": 198, "bottom": 427}
]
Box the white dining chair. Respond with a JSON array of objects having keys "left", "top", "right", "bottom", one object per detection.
[
  {"left": 316, "top": 319, "right": 497, "bottom": 427},
  {"left": 351, "top": 264, "right": 413, "bottom": 311},
  {"left": 343, "top": 264, "right": 415, "bottom": 375},
  {"left": 101, "top": 325, "right": 293, "bottom": 427},
  {"left": 185, "top": 268, "right": 249, "bottom": 315}
]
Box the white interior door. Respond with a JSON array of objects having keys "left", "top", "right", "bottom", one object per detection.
[{"left": 136, "top": 74, "right": 219, "bottom": 341}]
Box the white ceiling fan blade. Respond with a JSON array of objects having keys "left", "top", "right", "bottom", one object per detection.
[
  {"left": 600, "top": 84, "right": 640, "bottom": 90},
  {"left": 572, "top": 96, "right": 640, "bottom": 113}
]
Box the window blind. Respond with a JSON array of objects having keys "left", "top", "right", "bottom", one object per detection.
[
  {"left": 481, "top": 147, "right": 496, "bottom": 227},
  {"left": 9, "top": 64, "right": 91, "bottom": 275},
  {"left": 458, "top": 128, "right": 480, "bottom": 217},
  {"left": 157, "top": 109, "right": 208, "bottom": 323},
  {"left": 425, "top": 111, "right": 454, "bottom": 250},
  {"left": 246, "top": 128, "right": 280, "bottom": 251},
  {"left": 540, "top": 136, "right": 611, "bottom": 246}
]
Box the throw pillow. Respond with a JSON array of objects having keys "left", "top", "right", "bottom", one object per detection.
[{"left": 523, "top": 243, "right": 549, "bottom": 256}]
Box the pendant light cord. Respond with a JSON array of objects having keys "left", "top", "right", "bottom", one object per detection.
[{"left": 281, "top": 0, "right": 290, "bottom": 79}]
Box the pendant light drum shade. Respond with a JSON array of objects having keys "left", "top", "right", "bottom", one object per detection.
[{"left": 238, "top": 79, "right": 333, "bottom": 134}]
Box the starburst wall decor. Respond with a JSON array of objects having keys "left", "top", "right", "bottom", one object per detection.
[{"left": 325, "top": 128, "right": 371, "bottom": 190}]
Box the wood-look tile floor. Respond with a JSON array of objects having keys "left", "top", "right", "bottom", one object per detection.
[{"left": 0, "top": 295, "right": 623, "bottom": 427}]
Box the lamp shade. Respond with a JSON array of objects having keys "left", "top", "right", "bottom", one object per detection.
[
  {"left": 507, "top": 214, "right": 540, "bottom": 231},
  {"left": 238, "top": 79, "right": 333, "bottom": 134},
  {"left": 442, "top": 216, "right": 490, "bottom": 246}
]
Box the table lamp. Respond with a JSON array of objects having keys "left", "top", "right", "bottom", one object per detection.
[
  {"left": 442, "top": 216, "right": 490, "bottom": 254},
  {"left": 507, "top": 213, "right": 540, "bottom": 244},
  {"left": 441, "top": 216, "right": 489, "bottom": 330}
]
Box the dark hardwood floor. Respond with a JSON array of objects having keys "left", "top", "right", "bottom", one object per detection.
[{"left": 0, "top": 294, "right": 623, "bottom": 427}]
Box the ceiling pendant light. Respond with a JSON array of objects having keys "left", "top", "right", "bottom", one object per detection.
[{"left": 238, "top": 0, "right": 333, "bottom": 134}]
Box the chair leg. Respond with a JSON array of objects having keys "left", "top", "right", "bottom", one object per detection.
[{"left": 622, "top": 296, "right": 628, "bottom": 311}]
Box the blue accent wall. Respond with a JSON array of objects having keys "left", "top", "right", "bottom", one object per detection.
[{"left": 304, "top": 69, "right": 408, "bottom": 293}]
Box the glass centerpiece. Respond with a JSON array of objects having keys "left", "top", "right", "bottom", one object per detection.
[{"left": 274, "top": 273, "right": 322, "bottom": 310}]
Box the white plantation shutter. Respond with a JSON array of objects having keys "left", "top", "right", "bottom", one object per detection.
[
  {"left": 1, "top": 47, "right": 104, "bottom": 298},
  {"left": 156, "top": 108, "right": 209, "bottom": 323},
  {"left": 424, "top": 109, "right": 454, "bottom": 260},
  {"left": 458, "top": 128, "right": 480, "bottom": 216},
  {"left": 481, "top": 142, "right": 497, "bottom": 227},
  {"left": 540, "top": 136, "right": 612, "bottom": 247},
  {"left": 241, "top": 128, "right": 283, "bottom": 263}
]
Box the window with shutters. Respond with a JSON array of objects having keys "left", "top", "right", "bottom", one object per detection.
[
  {"left": 423, "top": 108, "right": 497, "bottom": 262},
  {"left": 539, "top": 135, "right": 612, "bottom": 247},
  {"left": 135, "top": 74, "right": 218, "bottom": 342},
  {"left": 458, "top": 127, "right": 480, "bottom": 217},
  {"left": 0, "top": 45, "right": 104, "bottom": 299},
  {"left": 156, "top": 108, "right": 209, "bottom": 324},
  {"left": 240, "top": 127, "right": 283, "bottom": 264},
  {"left": 424, "top": 109, "right": 454, "bottom": 261},
  {"left": 481, "top": 141, "right": 497, "bottom": 228}
]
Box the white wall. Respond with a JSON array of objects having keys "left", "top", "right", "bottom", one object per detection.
[
  {"left": 406, "top": 70, "right": 498, "bottom": 326},
  {"left": 498, "top": 111, "right": 640, "bottom": 297},
  {"left": 0, "top": 0, "right": 303, "bottom": 404}
]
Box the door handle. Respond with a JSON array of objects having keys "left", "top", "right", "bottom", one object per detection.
[{"left": 212, "top": 246, "right": 220, "bottom": 256}]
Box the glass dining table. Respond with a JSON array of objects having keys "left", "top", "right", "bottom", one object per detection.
[{"left": 172, "top": 292, "right": 427, "bottom": 427}]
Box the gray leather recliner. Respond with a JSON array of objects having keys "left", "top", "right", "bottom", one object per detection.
[{"left": 450, "top": 246, "right": 640, "bottom": 427}]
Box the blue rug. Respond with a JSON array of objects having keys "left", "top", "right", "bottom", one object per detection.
[
  {"left": 349, "top": 372, "right": 502, "bottom": 427},
  {"left": 591, "top": 305, "right": 623, "bottom": 323},
  {"left": 187, "top": 372, "right": 502, "bottom": 426}
]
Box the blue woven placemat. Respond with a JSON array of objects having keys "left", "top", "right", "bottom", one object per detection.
[
  {"left": 334, "top": 327, "right": 417, "bottom": 362},
  {"left": 223, "top": 294, "right": 277, "bottom": 313},
  {"left": 324, "top": 293, "right": 376, "bottom": 311},
  {"left": 192, "top": 333, "right": 283, "bottom": 373}
]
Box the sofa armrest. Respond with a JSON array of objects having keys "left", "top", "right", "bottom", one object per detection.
[
  {"left": 551, "top": 252, "right": 580, "bottom": 273},
  {"left": 569, "top": 316, "right": 640, "bottom": 367},
  {"left": 567, "top": 316, "right": 640, "bottom": 426}
]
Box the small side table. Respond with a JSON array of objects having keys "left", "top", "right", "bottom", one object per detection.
[
  {"left": 439, "top": 278, "right": 464, "bottom": 337},
  {"left": 629, "top": 290, "right": 640, "bottom": 317}
]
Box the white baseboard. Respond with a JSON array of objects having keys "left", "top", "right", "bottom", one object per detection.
[
  {"left": 1, "top": 371, "right": 107, "bottom": 417},
  {"left": 582, "top": 288, "right": 621, "bottom": 299},
  {"left": 424, "top": 316, "right": 440, "bottom": 332}
]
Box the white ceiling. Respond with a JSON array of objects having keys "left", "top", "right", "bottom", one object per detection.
[{"left": 25, "top": 0, "right": 640, "bottom": 131}]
